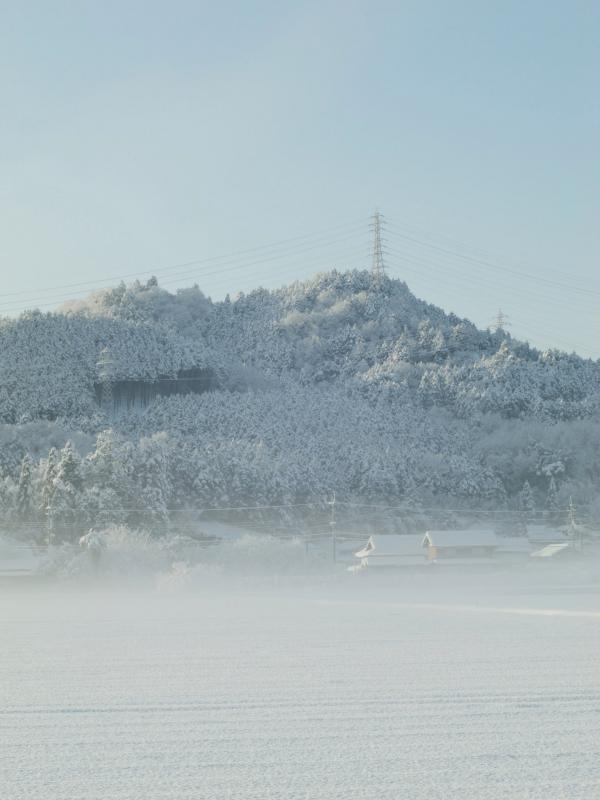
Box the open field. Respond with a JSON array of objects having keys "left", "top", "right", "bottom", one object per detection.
[{"left": 2, "top": 579, "right": 600, "bottom": 799}]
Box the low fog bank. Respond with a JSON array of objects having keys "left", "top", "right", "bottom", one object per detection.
[
  {"left": 3, "top": 526, "right": 600, "bottom": 613},
  {"left": 1, "top": 525, "right": 336, "bottom": 590}
]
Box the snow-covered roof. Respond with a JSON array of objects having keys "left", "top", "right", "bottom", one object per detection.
[
  {"left": 355, "top": 534, "right": 424, "bottom": 559},
  {"left": 422, "top": 530, "right": 497, "bottom": 548},
  {"left": 531, "top": 542, "right": 572, "bottom": 558},
  {"left": 428, "top": 557, "right": 497, "bottom": 566},
  {"left": 495, "top": 536, "right": 532, "bottom": 554},
  {"left": 526, "top": 525, "right": 568, "bottom": 544}
]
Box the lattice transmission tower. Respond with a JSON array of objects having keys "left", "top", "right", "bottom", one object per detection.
[
  {"left": 370, "top": 210, "right": 386, "bottom": 285},
  {"left": 490, "top": 309, "right": 510, "bottom": 332}
]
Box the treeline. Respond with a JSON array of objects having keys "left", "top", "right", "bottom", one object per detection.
[{"left": 0, "top": 386, "right": 588, "bottom": 542}]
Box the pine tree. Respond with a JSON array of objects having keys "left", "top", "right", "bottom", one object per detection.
[
  {"left": 518, "top": 480, "right": 536, "bottom": 523},
  {"left": 55, "top": 442, "right": 82, "bottom": 491},
  {"left": 16, "top": 454, "right": 33, "bottom": 520},
  {"left": 545, "top": 475, "right": 559, "bottom": 521},
  {"left": 136, "top": 436, "right": 171, "bottom": 533},
  {"left": 51, "top": 442, "right": 83, "bottom": 540},
  {"left": 0, "top": 475, "right": 17, "bottom": 528},
  {"left": 41, "top": 447, "right": 58, "bottom": 516},
  {"left": 401, "top": 476, "right": 423, "bottom": 514}
]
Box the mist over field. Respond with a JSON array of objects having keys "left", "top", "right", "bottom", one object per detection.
[
  {"left": 3, "top": 514, "right": 600, "bottom": 798},
  {"left": 3, "top": 571, "right": 600, "bottom": 800}
]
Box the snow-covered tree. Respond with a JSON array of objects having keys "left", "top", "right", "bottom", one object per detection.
[
  {"left": 136, "top": 435, "right": 171, "bottom": 533},
  {"left": 50, "top": 442, "right": 83, "bottom": 540},
  {"left": 41, "top": 447, "right": 58, "bottom": 517},
  {"left": 2, "top": 269, "right": 600, "bottom": 535},
  {"left": 518, "top": 480, "right": 536, "bottom": 522},
  {"left": 545, "top": 475, "right": 559, "bottom": 520},
  {"left": 16, "top": 454, "right": 33, "bottom": 519}
]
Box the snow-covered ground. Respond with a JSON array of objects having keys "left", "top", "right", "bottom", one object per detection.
[{"left": 2, "top": 578, "right": 600, "bottom": 799}]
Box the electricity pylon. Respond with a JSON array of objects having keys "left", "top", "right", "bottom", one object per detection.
[
  {"left": 370, "top": 210, "right": 386, "bottom": 285},
  {"left": 490, "top": 309, "right": 510, "bottom": 332}
]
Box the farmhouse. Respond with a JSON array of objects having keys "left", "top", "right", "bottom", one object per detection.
[
  {"left": 494, "top": 536, "right": 532, "bottom": 560},
  {"left": 422, "top": 530, "right": 497, "bottom": 563},
  {"left": 354, "top": 535, "right": 427, "bottom": 568},
  {"left": 530, "top": 542, "right": 577, "bottom": 559},
  {"left": 526, "top": 525, "right": 568, "bottom": 547}
]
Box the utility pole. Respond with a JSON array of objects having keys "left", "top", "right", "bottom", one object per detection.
[
  {"left": 45, "top": 505, "right": 54, "bottom": 547},
  {"left": 370, "top": 210, "right": 386, "bottom": 286},
  {"left": 567, "top": 496, "right": 582, "bottom": 551},
  {"left": 328, "top": 491, "right": 337, "bottom": 563}
]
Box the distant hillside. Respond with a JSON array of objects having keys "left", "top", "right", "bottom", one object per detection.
[
  {"left": 2, "top": 270, "right": 600, "bottom": 537},
  {"left": 4, "top": 270, "right": 600, "bottom": 420}
]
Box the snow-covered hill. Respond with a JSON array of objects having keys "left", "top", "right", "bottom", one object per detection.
[{"left": 2, "top": 270, "right": 600, "bottom": 538}]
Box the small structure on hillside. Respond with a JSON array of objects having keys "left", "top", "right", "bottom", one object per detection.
[
  {"left": 354, "top": 534, "right": 427, "bottom": 569},
  {"left": 94, "top": 366, "right": 218, "bottom": 415},
  {"left": 422, "top": 530, "right": 497, "bottom": 564}
]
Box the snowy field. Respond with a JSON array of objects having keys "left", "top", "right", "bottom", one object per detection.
[{"left": 2, "top": 578, "right": 600, "bottom": 799}]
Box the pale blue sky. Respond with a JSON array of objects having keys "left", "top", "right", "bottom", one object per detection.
[{"left": 1, "top": 1, "right": 599, "bottom": 355}]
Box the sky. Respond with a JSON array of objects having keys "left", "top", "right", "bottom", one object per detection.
[{"left": 1, "top": 1, "right": 599, "bottom": 356}]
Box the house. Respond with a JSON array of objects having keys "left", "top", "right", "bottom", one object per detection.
[
  {"left": 354, "top": 534, "right": 427, "bottom": 569},
  {"left": 494, "top": 536, "right": 532, "bottom": 560},
  {"left": 526, "top": 524, "right": 568, "bottom": 547},
  {"left": 530, "top": 542, "right": 577, "bottom": 559},
  {"left": 422, "top": 530, "right": 497, "bottom": 563}
]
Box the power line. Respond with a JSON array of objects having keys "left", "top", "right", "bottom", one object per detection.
[
  {"left": 379, "top": 239, "right": 600, "bottom": 351},
  {"left": 389, "top": 215, "right": 597, "bottom": 289},
  {"left": 384, "top": 246, "right": 600, "bottom": 321},
  {"left": 385, "top": 225, "right": 600, "bottom": 298},
  {"left": 0, "top": 229, "right": 371, "bottom": 313},
  {"left": 11, "top": 499, "right": 588, "bottom": 515},
  {"left": 0, "top": 250, "right": 368, "bottom": 316},
  {"left": 154, "top": 239, "right": 370, "bottom": 292},
  {"left": 0, "top": 218, "right": 369, "bottom": 300},
  {"left": 1, "top": 209, "right": 597, "bottom": 357},
  {"left": 382, "top": 254, "right": 594, "bottom": 353}
]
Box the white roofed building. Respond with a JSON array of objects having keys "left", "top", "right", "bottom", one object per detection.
[
  {"left": 354, "top": 535, "right": 427, "bottom": 569},
  {"left": 530, "top": 542, "right": 576, "bottom": 559},
  {"left": 494, "top": 536, "right": 533, "bottom": 560},
  {"left": 526, "top": 525, "right": 568, "bottom": 547},
  {"left": 422, "top": 530, "right": 497, "bottom": 564}
]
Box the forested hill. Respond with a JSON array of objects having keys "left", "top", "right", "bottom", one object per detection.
[
  {"left": 2, "top": 270, "right": 599, "bottom": 422},
  {"left": 2, "top": 270, "right": 600, "bottom": 535}
]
